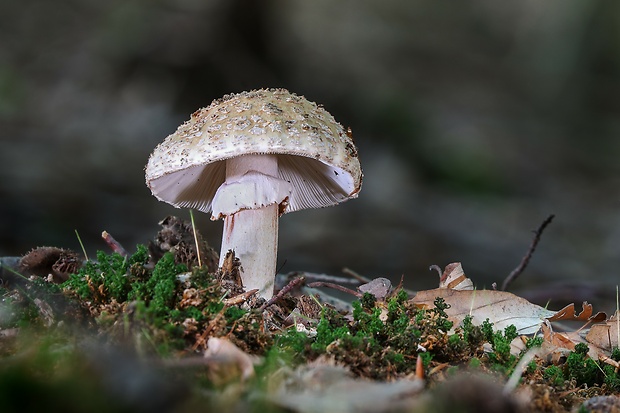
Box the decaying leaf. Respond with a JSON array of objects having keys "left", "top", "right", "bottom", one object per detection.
[
  {"left": 413, "top": 288, "right": 556, "bottom": 335},
  {"left": 358, "top": 277, "right": 392, "bottom": 299},
  {"left": 204, "top": 336, "right": 258, "bottom": 384},
  {"left": 416, "top": 263, "right": 607, "bottom": 339},
  {"left": 541, "top": 320, "right": 580, "bottom": 351},
  {"left": 438, "top": 262, "right": 473, "bottom": 290},
  {"left": 547, "top": 302, "right": 606, "bottom": 323},
  {"left": 585, "top": 310, "right": 620, "bottom": 351}
]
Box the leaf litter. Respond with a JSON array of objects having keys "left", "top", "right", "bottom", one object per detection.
[{"left": 1, "top": 216, "right": 620, "bottom": 412}]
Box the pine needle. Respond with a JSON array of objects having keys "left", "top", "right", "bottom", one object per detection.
[
  {"left": 74, "top": 229, "right": 89, "bottom": 261},
  {"left": 189, "top": 209, "right": 202, "bottom": 267}
]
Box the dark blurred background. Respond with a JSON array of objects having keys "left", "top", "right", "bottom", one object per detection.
[{"left": 1, "top": 0, "right": 619, "bottom": 310}]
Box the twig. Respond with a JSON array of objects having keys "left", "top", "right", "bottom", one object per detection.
[
  {"left": 394, "top": 274, "right": 405, "bottom": 292},
  {"left": 259, "top": 276, "right": 305, "bottom": 311},
  {"left": 223, "top": 289, "right": 258, "bottom": 306},
  {"left": 307, "top": 281, "right": 362, "bottom": 298},
  {"left": 386, "top": 274, "right": 408, "bottom": 300},
  {"left": 285, "top": 271, "right": 360, "bottom": 285},
  {"left": 101, "top": 231, "right": 128, "bottom": 257},
  {"left": 342, "top": 267, "right": 372, "bottom": 283},
  {"left": 501, "top": 214, "right": 555, "bottom": 291}
]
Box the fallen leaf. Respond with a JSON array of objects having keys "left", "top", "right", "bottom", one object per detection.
[
  {"left": 438, "top": 262, "right": 473, "bottom": 290},
  {"left": 204, "top": 336, "right": 258, "bottom": 384},
  {"left": 358, "top": 277, "right": 392, "bottom": 299},
  {"left": 547, "top": 302, "right": 606, "bottom": 323},
  {"left": 585, "top": 310, "right": 620, "bottom": 351},
  {"left": 542, "top": 320, "right": 578, "bottom": 350},
  {"left": 413, "top": 288, "right": 556, "bottom": 335}
]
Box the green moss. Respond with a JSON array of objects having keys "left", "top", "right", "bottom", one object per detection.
[
  {"left": 526, "top": 336, "right": 543, "bottom": 349},
  {"left": 468, "top": 357, "right": 481, "bottom": 369},
  {"left": 430, "top": 297, "right": 453, "bottom": 332},
  {"left": 565, "top": 343, "right": 599, "bottom": 386},
  {"left": 63, "top": 246, "right": 153, "bottom": 302},
  {"left": 145, "top": 253, "right": 185, "bottom": 315},
  {"left": 385, "top": 350, "right": 405, "bottom": 366},
  {"left": 295, "top": 289, "right": 450, "bottom": 377},
  {"left": 224, "top": 306, "right": 247, "bottom": 321},
  {"left": 59, "top": 246, "right": 274, "bottom": 356},
  {"left": 274, "top": 329, "right": 311, "bottom": 356},
  {"left": 64, "top": 248, "right": 186, "bottom": 317},
  {"left": 544, "top": 365, "right": 565, "bottom": 387},
  {"left": 359, "top": 292, "right": 376, "bottom": 310},
  {"left": 603, "top": 364, "right": 620, "bottom": 390},
  {"left": 351, "top": 300, "right": 384, "bottom": 339},
  {"left": 419, "top": 351, "right": 433, "bottom": 367},
  {"left": 461, "top": 316, "right": 486, "bottom": 350},
  {"left": 311, "top": 308, "right": 351, "bottom": 353}
]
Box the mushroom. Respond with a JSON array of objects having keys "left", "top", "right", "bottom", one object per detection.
[{"left": 145, "top": 88, "right": 362, "bottom": 298}]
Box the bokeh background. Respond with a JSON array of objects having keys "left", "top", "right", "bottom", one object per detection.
[{"left": 2, "top": 0, "right": 619, "bottom": 311}]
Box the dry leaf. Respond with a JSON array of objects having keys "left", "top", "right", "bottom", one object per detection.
[
  {"left": 541, "top": 320, "right": 578, "bottom": 350},
  {"left": 540, "top": 320, "right": 614, "bottom": 362},
  {"left": 438, "top": 262, "right": 473, "bottom": 290},
  {"left": 416, "top": 262, "right": 611, "bottom": 362},
  {"left": 204, "top": 337, "right": 258, "bottom": 384},
  {"left": 585, "top": 310, "right": 620, "bottom": 351},
  {"left": 547, "top": 302, "right": 606, "bottom": 323},
  {"left": 358, "top": 277, "right": 392, "bottom": 299},
  {"left": 413, "top": 288, "right": 555, "bottom": 335}
]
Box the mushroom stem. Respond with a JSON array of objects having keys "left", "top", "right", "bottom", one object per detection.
[{"left": 218, "top": 154, "right": 280, "bottom": 298}]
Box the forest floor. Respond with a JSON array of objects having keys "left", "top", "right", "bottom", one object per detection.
[{"left": 1, "top": 216, "right": 619, "bottom": 413}]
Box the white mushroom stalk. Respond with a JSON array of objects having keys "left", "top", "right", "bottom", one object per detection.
[
  {"left": 212, "top": 154, "right": 292, "bottom": 297},
  {"left": 145, "top": 88, "right": 362, "bottom": 300}
]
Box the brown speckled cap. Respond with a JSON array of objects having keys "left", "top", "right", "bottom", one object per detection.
[{"left": 145, "top": 88, "right": 362, "bottom": 214}]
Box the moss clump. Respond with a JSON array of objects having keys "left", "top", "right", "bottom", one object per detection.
[
  {"left": 60, "top": 245, "right": 275, "bottom": 356},
  {"left": 538, "top": 343, "right": 620, "bottom": 391},
  {"left": 274, "top": 293, "right": 468, "bottom": 380},
  {"left": 565, "top": 343, "right": 599, "bottom": 387},
  {"left": 143, "top": 252, "right": 184, "bottom": 315},
  {"left": 63, "top": 245, "right": 153, "bottom": 303},
  {"left": 544, "top": 365, "right": 565, "bottom": 386}
]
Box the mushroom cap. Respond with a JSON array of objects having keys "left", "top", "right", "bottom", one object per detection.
[{"left": 145, "top": 88, "right": 362, "bottom": 214}]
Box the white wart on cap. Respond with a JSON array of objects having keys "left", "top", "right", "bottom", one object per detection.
[{"left": 145, "top": 88, "right": 362, "bottom": 298}]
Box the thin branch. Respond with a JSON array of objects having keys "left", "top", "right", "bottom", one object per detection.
[
  {"left": 101, "top": 231, "right": 128, "bottom": 257},
  {"left": 223, "top": 289, "right": 258, "bottom": 306},
  {"left": 341, "top": 267, "right": 372, "bottom": 283},
  {"left": 501, "top": 214, "right": 555, "bottom": 291},
  {"left": 259, "top": 276, "right": 306, "bottom": 311},
  {"left": 307, "top": 281, "right": 362, "bottom": 298},
  {"left": 285, "top": 271, "right": 360, "bottom": 285}
]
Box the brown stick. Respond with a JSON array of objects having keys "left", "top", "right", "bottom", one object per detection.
[
  {"left": 259, "top": 276, "right": 306, "bottom": 311},
  {"left": 342, "top": 267, "right": 372, "bottom": 283},
  {"left": 501, "top": 214, "right": 555, "bottom": 291},
  {"left": 284, "top": 271, "right": 359, "bottom": 285},
  {"left": 223, "top": 289, "right": 259, "bottom": 306},
  {"left": 101, "top": 231, "right": 128, "bottom": 257},
  {"left": 307, "top": 281, "right": 362, "bottom": 298}
]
